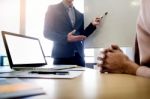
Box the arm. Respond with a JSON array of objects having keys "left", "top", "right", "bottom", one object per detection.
[
  {"left": 43, "top": 6, "right": 68, "bottom": 44},
  {"left": 97, "top": 44, "right": 150, "bottom": 78},
  {"left": 83, "top": 17, "right": 101, "bottom": 37},
  {"left": 83, "top": 23, "right": 96, "bottom": 37},
  {"left": 136, "top": 66, "right": 150, "bottom": 78}
]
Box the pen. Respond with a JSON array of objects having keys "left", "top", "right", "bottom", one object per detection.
[
  {"left": 101, "top": 12, "right": 108, "bottom": 19},
  {"left": 30, "top": 71, "right": 69, "bottom": 75}
]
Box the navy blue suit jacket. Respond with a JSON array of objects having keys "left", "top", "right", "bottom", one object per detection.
[{"left": 44, "top": 2, "right": 96, "bottom": 58}]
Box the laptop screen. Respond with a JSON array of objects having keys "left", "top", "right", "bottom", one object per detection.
[{"left": 2, "top": 31, "right": 47, "bottom": 67}]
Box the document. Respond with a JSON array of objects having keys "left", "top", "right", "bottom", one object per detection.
[
  {"left": 0, "top": 78, "right": 45, "bottom": 98},
  {"left": 0, "top": 70, "right": 83, "bottom": 79}
]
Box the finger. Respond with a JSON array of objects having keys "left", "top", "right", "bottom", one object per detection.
[
  {"left": 74, "top": 36, "right": 84, "bottom": 40},
  {"left": 95, "top": 17, "right": 101, "bottom": 22},
  {"left": 97, "top": 52, "right": 106, "bottom": 59},
  {"left": 78, "top": 36, "right": 86, "bottom": 41},
  {"left": 68, "top": 32, "right": 72, "bottom": 36},
  {"left": 101, "top": 58, "right": 112, "bottom": 69},
  {"left": 97, "top": 56, "right": 104, "bottom": 61},
  {"left": 111, "top": 44, "right": 119, "bottom": 50},
  {"left": 101, "top": 67, "right": 110, "bottom": 73},
  {"left": 110, "top": 44, "right": 123, "bottom": 52},
  {"left": 106, "top": 48, "right": 114, "bottom": 52},
  {"left": 100, "top": 48, "right": 107, "bottom": 53},
  {"left": 97, "top": 60, "right": 103, "bottom": 67},
  {"left": 101, "top": 66, "right": 116, "bottom": 73},
  {"left": 77, "top": 35, "right": 86, "bottom": 38},
  {"left": 104, "top": 46, "right": 115, "bottom": 52}
]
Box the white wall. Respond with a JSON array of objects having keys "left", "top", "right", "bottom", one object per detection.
[
  {"left": 84, "top": 0, "right": 140, "bottom": 48},
  {"left": 0, "top": 0, "right": 20, "bottom": 55}
]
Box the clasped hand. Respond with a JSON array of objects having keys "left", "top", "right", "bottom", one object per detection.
[{"left": 97, "top": 44, "right": 130, "bottom": 73}]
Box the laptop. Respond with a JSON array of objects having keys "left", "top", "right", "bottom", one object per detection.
[{"left": 1, "top": 31, "right": 78, "bottom": 71}]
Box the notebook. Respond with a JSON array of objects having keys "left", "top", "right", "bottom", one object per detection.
[
  {"left": 0, "top": 78, "right": 45, "bottom": 98},
  {"left": 1, "top": 31, "right": 78, "bottom": 71}
]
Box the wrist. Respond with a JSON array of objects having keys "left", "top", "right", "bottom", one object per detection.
[
  {"left": 92, "top": 23, "right": 97, "bottom": 27},
  {"left": 123, "top": 60, "right": 139, "bottom": 75}
]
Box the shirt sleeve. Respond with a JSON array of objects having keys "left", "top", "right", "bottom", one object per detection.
[
  {"left": 83, "top": 23, "right": 96, "bottom": 37},
  {"left": 136, "top": 66, "right": 150, "bottom": 78}
]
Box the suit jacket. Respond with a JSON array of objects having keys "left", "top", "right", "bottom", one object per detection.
[{"left": 44, "top": 2, "right": 96, "bottom": 58}]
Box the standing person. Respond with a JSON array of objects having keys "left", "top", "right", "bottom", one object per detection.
[
  {"left": 97, "top": 0, "right": 150, "bottom": 78},
  {"left": 44, "top": 0, "right": 101, "bottom": 66}
]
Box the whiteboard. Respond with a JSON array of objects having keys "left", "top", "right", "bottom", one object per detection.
[{"left": 84, "top": 0, "right": 140, "bottom": 48}]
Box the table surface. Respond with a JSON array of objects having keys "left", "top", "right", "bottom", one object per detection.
[{"left": 24, "top": 68, "right": 150, "bottom": 99}]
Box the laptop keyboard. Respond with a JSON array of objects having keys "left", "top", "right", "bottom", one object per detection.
[
  {"left": 14, "top": 67, "right": 55, "bottom": 72},
  {"left": 14, "top": 65, "right": 78, "bottom": 71}
]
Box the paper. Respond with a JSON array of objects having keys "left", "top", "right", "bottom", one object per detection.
[
  {"left": 60, "top": 67, "right": 85, "bottom": 71},
  {"left": 51, "top": 65, "right": 79, "bottom": 70},
  {"left": 0, "top": 78, "right": 45, "bottom": 98},
  {"left": 0, "top": 70, "right": 83, "bottom": 79},
  {"left": 0, "top": 66, "right": 13, "bottom": 73}
]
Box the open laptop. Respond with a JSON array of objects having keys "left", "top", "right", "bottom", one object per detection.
[{"left": 1, "top": 31, "right": 78, "bottom": 71}]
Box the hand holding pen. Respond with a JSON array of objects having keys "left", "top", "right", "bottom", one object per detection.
[
  {"left": 92, "top": 12, "right": 108, "bottom": 26},
  {"left": 92, "top": 17, "right": 101, "bottom": 26}
]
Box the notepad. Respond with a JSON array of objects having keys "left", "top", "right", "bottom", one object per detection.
[{"left": 0, "top": 78, "right": 45, "bottom": 98}]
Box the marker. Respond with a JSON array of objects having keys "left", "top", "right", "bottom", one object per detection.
[{"left": 101, "top": 12, "right": 108, "bottom": 19}]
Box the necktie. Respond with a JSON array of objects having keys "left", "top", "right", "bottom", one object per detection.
[{"left": 68, "top": 7, "right": 75, "bottom": 26}]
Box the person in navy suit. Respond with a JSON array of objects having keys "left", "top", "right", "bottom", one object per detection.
[{"left": 44, "top": 0, "right": 101, "bottom": 66}]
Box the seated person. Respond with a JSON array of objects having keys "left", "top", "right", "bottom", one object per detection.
[{"left": 97, "top": 0, "right": 150, "bottom": 78}]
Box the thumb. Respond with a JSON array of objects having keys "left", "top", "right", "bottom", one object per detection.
[
  {"left": 68, "top": 32, "right": 73, "bottom": 36},
  {"left": 111, "top": 44, "right": 120, "bottom": 50}
]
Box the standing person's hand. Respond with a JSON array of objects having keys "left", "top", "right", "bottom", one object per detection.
[
  {"left": 92, "top": 17, "right": 101, "bottom": 26},
  {"left": 67, "top": 31, "right": 86, "bottom": 42}
]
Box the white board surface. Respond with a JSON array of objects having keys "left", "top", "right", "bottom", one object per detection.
[{"left": 84, "top": 0, "right": 140, "bottom": 48}]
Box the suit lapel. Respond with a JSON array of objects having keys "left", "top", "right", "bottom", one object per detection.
[{"left": 74, "top": 8, "right": 83, "bottom": 29}]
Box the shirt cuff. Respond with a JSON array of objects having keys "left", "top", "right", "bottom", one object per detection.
[{"left": 136, "top": 66, "right": 150, "bottom": 78}]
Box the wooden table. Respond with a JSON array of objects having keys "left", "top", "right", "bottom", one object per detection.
[{"left": 26, "top": 68, "right": 150, "bottom": 99}]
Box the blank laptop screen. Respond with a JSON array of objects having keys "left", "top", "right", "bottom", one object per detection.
[{"left": 4, "top": 33, "right": 46, "bottom": 65}]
